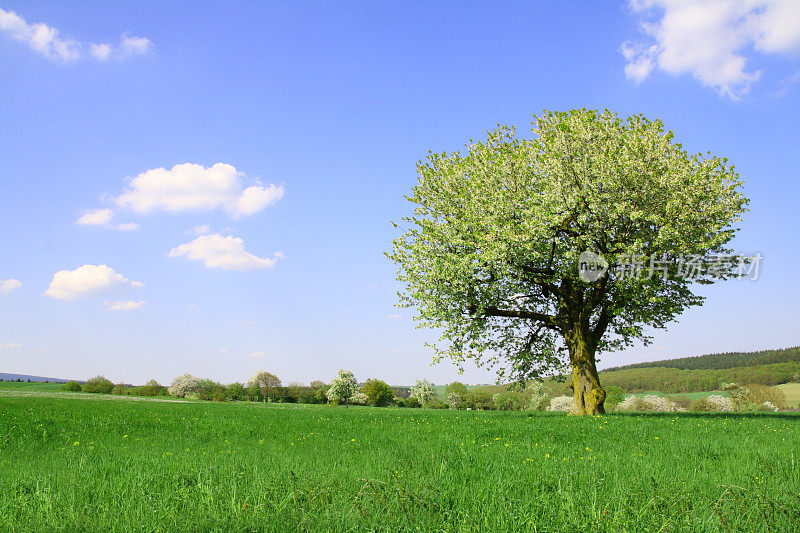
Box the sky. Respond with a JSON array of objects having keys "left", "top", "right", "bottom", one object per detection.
[{"left": 1, "top": 0, "right": 799, "bottom": 386}]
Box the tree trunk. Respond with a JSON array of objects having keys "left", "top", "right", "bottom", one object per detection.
[{"left": 567, "top": 330, "right": 606, "bottom": 415}]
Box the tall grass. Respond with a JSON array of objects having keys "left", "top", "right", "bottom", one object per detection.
[{"left": 1, "top": 396, "right": 798, "bottom": 531}]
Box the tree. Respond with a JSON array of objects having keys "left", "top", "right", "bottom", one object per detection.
[
  {"left": 390, "top": 109, "right": 748, "bottom": 415},
  {"left": 83, "top": 375, "right": 114, "bottom": 394},
  {"left": 326, "top": 369, "right": 358, "bottom": 406},
  {"left": 248, "top": 370, "right": 281, "bottom": 401},
  {"left": 168, "top": 373, "right": 199, "bottom": 397},
  {"left": 361, "top": 379, "right": 395, "bottom": 406},
  {"left": 409, "top": 379, "right": 435, "bottom": 406},
  {"left": 227, "top": 382, "right": 246, "bottom": 401},
  {"left": 445, "top": 381, "right": 469, "bottom": 397},
  {"left": 62, "top": 380, "right": 82, "bottom": 392}
]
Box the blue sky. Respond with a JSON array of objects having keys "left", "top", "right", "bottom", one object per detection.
[{"left": 1, "top": 1, "right": 799, "bottom": 386}]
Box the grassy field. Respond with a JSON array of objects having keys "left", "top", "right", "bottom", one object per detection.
[
  {"left": 1, "top": 393, "right": 798, "bottom": 531},
  {"left": 776, "top": 383, "right": 800, "bottom": 409},
  {"left": 0, "top": 382, "right": 65, "bottom": 392}
]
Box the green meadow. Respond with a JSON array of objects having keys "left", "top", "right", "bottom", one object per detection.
[{"left": 1, "top": 394, "right": 798, "bottom": 531}]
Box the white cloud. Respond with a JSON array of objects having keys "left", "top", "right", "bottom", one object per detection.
[
  {"left": 191, "top": 224, "right": 211, "bottom": 236},
  {"left": 245, "top": 351, "right": 268, "bottom": 358},
  {"left": 0, "top": 279, "right": 22, "bottom": 294},
  {"left": 76, "top": 208, "right": 113, "bottom": 226},
  {"left": 0, "top": 8, "right": 151, "bottom": 64},
  {"left": 45, "top": 264, "right": 143, "bottom": 301},
  {"left": 75, "top": 208, "right": 138, "bottom": 231},
  {"left": 168, "top": 234, "right": 283, "bottom": 271},
  {"left": 0, "top": 342, "right": 22, "bottom": 349},
  {"left": 219, "top": 347, "right": 230, "bottom": 352},
  {"left": 622, "top": 0, "right": 800, "bottom": 99},
  {"left": 114, "top": 163, "right": 284, "bottom": 219},
  {"left": 103, "top": 300, "right": 145, "bottom": 311}
]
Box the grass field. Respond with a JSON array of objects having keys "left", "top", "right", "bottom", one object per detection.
[
  {"left": 0, "top": 382, "right": 65, "bottom": 392},
  {"left": 776, "top": 383, "right": 800, "bottom": 409},
  {"left": 1, "top": 393, "right": 798, "bottom": 531}
]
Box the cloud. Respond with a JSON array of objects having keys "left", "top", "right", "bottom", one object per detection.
[
  {"left": 622, "top": 0, "right": 800, "bottom": 99},
  {"left": 168, "top": 234, "right": 283, "bottom": 271},
  {"left": 0, "top": 342, "right": 22, "bottom": 349},
  {"left": 219, "top": 347, "right": 230, "bottom": 353},
  {"left": 0, "top": 8, "right": 151, "bottom": 64},
  {"left": 0, "top": 279, "right": 22, "bottom": 294},
  {"left": 75, "top": 208, "right": 139, "bottom": 231},
  {"left": 113, "top": 163, "right": 284, "bottom": 219},
  {"left": 103, "top": 300, "right": 145, "bottom": 311},
  {"left": 191, "top": 224, "right": 211, "bottom": 236},
  {"left": 245, "top": 351, "right": 268, "bottom": 358},
  {"left": 45, "top": 264, "right": 143, "bottom": 301}
]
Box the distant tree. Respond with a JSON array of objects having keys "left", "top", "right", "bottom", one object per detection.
[
  {"left": 326, "top": 369, "right": 358, "bottom": 406},
  {"left": 246, "top": 381, "right": 263, "bottom": 402},
  {"left": 168, "top": 373, "right": 200, "bottom": 398},
  {"left": 309, "top": 380, "right": 326, "bottom": 389},
  {"left": 445, "top": 382, "right": 469, "bottom": 397},
  {"left": 83, "top": 375, "right": 114, "bottom": 394},
  {"left": 227, "top": 382, "right": 246, "bottom": 401},
  {"left": 409, "top": 379, "right": 435, "bottom": 406},
  {"left": 525, "top": 381, "right": 549, "bottom": 411},
  {"left": 112, "top": 383, "right": 127, "bottom": 395},
  {"left": 360, "top": 379, "right": 395, "bottom": 407},
  {"left": 139, "top": 379, "right": 165, "bottom": 397},
  {"left": 248, "top": 370, "right": 281, "bottom": 401},
  {"left": 446, "top": 392, "right": 463, "bottom": 410},
  {"left": 390, "top": 109, "right": 749, "bottom": 414},
  {"left": 62, "top": 380, "right": 82, "bottom": 392}
]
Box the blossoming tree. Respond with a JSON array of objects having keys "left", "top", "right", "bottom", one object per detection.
[{"left": 390, "top": 109, "right": 748, "bottom": 415}]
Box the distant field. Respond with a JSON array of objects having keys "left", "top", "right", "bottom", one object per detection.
[
  {"left": 777, "top": 383, "right": 800, "bottom": 408},
  {"left": 0, "top": 393, "right": 798, "bottom": 531},
  {"left": 0, "top": 381, "right": 64, "bottom": 392},
  {"left": 629, "top": 391, "right": 730, "bottom": 400}
]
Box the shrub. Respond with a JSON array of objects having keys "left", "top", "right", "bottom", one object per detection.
[
  {"left": 112, "top": 383, "right": 127, "bottom": 395},
  {"left": 138, "top": 379, "right": 166, "bottom": 397},
  {"left": 401, "top": 396, "right": 421, "bottom": 408},
  {"left": 546, "top": 396, "right": 575, "bottom": 412},
  {"left": 409, "top": 379, "right": 436, "bottom": 406},
  {"left": 83, "top": 375, "right": 114, "bottom": 394},
  {"left": 616, "top": 395, "right": 678, "bottom": 412},
  {"left": 351, "top": 392, "right": 369, "bottom": 406},
  {"left": 61, "top": 380, "right": 82, "bottom": 392},
  {"left": 168, "top": 373, "right": 200, "bottom": 398},
  {"left": 604, "top": 385, "right": 626, "bottom": 411},
  {"left": 671, "top": 395, "right": 692, "bottom": 410},
  {"left": 691, "top": 394, "right": 735, "bottom": 412},
  {"left": 361, "top": 379, "right": 395, "bottom": 407},
  {"left": 424, "top": 398, "right": 447, "bottom": 409}
]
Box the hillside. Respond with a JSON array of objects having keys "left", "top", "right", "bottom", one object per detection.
[
  {"left": 603, "top": 346, "right": 800, "bottom": 372},
  {"left": 0, "top": 372, "right": 70, "bottom": 383}
]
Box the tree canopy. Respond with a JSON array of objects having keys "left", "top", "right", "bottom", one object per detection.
[{"left": 390, "top": 108, "right": 748, "bottom": 414}]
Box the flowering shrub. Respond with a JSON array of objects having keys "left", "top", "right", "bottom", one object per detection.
[
  {"left": 546, "top": 396, "right": 574, "bottom": 412},
  {"left": 351, "top": 392, "right": 369, "bottom": 405},
  {"left": 694, "top": 395, "right": 735, "bottom": 412},
  {"left": 758, "top": 401, "right": 779, "bottom": 412},
  {"left": 615, "top": 395, "right": 678, "bottom": 412},
  {"left": 168, "top": 373, "right": 199, "bottom": 398}
]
